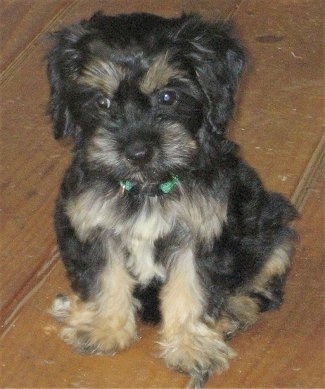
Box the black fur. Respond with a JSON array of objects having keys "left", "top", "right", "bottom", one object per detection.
[
  {"left": 133, "top": 278, "right": 163, "bottom": 324},
  {"left": 48, "top": 12, "right": 297, "bottom": 385}
]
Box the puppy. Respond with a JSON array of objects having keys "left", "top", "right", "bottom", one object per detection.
[{"left": 47, "top": 12, "right": 297, "bottom": 387}]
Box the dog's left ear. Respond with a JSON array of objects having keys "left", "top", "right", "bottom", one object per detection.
[
  {"left": 173, "top": 16, "right": 246, "bottom": 136},
  {"left": 47, "top": 24, "right": 89, "bottom": 139}
]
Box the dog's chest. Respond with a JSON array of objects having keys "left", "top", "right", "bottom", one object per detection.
[
  {"left": 67, "top": 191, "right": 171, "bottom": 283},
  {"left": 67, "top": 189, "right": 227, "bottom": 283},
  {"left": 123, "top": 201, "right": 172, "bottom": 284}
]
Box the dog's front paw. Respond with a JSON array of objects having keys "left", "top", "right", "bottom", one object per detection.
[
  {"left": 51, "top": 294, "right": 138, "bottom": 355},
  {"left": 160, "top": 323, "right": 235, "bottom": 379},
  {"left": 60, "top": 322, "right": 138, "bottom": 355}
]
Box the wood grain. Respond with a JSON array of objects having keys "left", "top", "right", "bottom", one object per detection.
[{"left": 0, "top": 0, "right": 77, "bottom": 80}]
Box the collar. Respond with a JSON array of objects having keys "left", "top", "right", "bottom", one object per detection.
[{"left": 120, "top": 175, "right": 179, "bottom": 197}]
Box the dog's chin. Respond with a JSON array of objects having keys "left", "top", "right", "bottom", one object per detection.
[
  {"left": 110, "top": 155, "right": 188, "bottom": 185},
  {"left": 120, "top": 166, "right": 176, "bottom": 185}
]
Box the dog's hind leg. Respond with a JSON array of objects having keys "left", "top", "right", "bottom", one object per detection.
[{"left": 215, "top": 242, "right": 293, "bottom": 341}]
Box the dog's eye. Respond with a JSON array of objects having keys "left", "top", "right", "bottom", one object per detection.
[
  {"left": 96, "top": 96, "right": 111, "bottom": 110},
  {"left": 158, "top": 90, "right": 177, "bottom": 105}
]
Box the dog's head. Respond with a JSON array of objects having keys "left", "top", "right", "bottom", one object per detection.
[{"left": 47, "top": 13, "right": 245, "bottom": 183}]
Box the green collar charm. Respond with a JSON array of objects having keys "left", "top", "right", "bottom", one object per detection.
[{"left": 120, "top": 175, "right": 179, "bottom": 196}]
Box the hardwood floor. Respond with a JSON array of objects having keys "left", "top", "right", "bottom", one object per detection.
[{"left": 1, "top": 1, "right": 324, "bottom": 387}]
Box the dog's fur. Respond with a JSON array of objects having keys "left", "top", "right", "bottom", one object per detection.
[{"left": 47, "top": 12, "right": 297, "bottom": 386}]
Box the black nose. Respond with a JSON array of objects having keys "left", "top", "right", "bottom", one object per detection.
[{"left": 125, "top": 141, "right": 153, "bottom": 165}]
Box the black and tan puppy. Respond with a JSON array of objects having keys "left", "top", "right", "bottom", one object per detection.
[{"left": 47, "top": 12, "right": 297, "bottom": 387}]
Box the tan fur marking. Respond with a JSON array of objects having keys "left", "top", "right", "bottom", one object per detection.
[
  {"left": 66, "top": 190, "right": 113, "bottom": 242},
  {"left": 51, "top": 253, "right": 138, "bottom": 354},
  {"left": 252, "top": 242, "right": 292, "bottom": 297},
  {"left": 214, "top": 295, "right": 260, "bottom": 339},
  {"left": 175, "top": 190, "right": 227, "bottom": 243},
  {"left": 66, "top": 185, "right": 228, "bottom": 291},
  {"left": 125, "top": 199, "right": 170, "bottom": 283},
  {"left": 159, "top": 248, "right": 235, "bottom": 375},
  {"left": 126, "top": 234, "right": 166, "bottom": 283},
  {"left": 86, "top": 127, "right": 128, "bottom": 175},
  {"left": 213, "top": 244, "right": 293, "bottom": 340},
  {"left": 67, "top": 191, "right": 173, "bottom": 283},
  {"left": 160, "top": 247, "right": 205, "bottom": 330},
  {"left": 225, "top": 295, "right": 259, "bottom": 327},
  {"left": 161, "top": 122, "right": 199, "bottom": 167},
  {"left": 140, "top": 53, "right": 186, "bottom": 94},
  {"left": 79, "top": 58, "right": 127, "bottom": 95}
]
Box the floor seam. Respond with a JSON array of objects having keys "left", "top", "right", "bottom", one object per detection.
[
  {"left": 0, "top": 247, "right": 60, "bottom": 338},
  {"left": 291, "top": 133, "right": 325, "bottom": 213},
  {"left": 0, "top": 0, "right": 79, "bottom": 86}
]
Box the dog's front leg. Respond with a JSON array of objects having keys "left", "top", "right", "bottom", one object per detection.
[
  {"left": 159, "top": 246, "right": 235, "bottom": 384},
  {"left": 51, "top": 239, "right": 138, "bottom": 355}
]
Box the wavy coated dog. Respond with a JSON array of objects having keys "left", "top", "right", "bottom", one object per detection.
[{"left": 48, "top": 12, "right": 297, "bottom": 387}]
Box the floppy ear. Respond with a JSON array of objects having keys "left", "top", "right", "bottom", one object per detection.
[
  {"left": 173, "top": 16, "right": 246, "bottom": 136},
  {"left": 194, "top": 43, "right": 245, "bottom": 135},
  {"left": 47, "top": 24, "right": 88, "bottom": 139}
]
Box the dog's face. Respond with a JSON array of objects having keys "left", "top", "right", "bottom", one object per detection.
[{"left": 48, "top": 13, "right": 245, "bottom": 183}]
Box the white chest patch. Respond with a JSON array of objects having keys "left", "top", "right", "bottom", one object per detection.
[
  {"left": 123, "top": 199, "right": 173, "bottom": 284},
  {"left": 66, "top": 192, "right": 173, "bottom": 284},
  {"left": 66, "top": 189, "right": 227, "bottom": 285}
]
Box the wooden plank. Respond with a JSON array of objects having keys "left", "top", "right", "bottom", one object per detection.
[
  {"left": 0, "top": 0, "right": 77, "bottom": 77},
  {"left": 230, "top": 0, "right": 324, "bottom": 198},
  {"left": 291, "top": 133, "right": 325, "bottom": 211},
  {"left": 182, "top": 0, "right": 243, "bottom": 20}
]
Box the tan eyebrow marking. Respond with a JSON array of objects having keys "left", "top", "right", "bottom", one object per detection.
[
  {"left": 140, "top": 53, "right": 186, "bottom": 94},
  {"left": 78, "top": 58, "right": 128, "bottom": 95}
]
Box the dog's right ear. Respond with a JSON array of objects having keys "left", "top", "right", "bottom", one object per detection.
[{"left": 47, "top": 24, "right": 88, "bottom": 139}]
